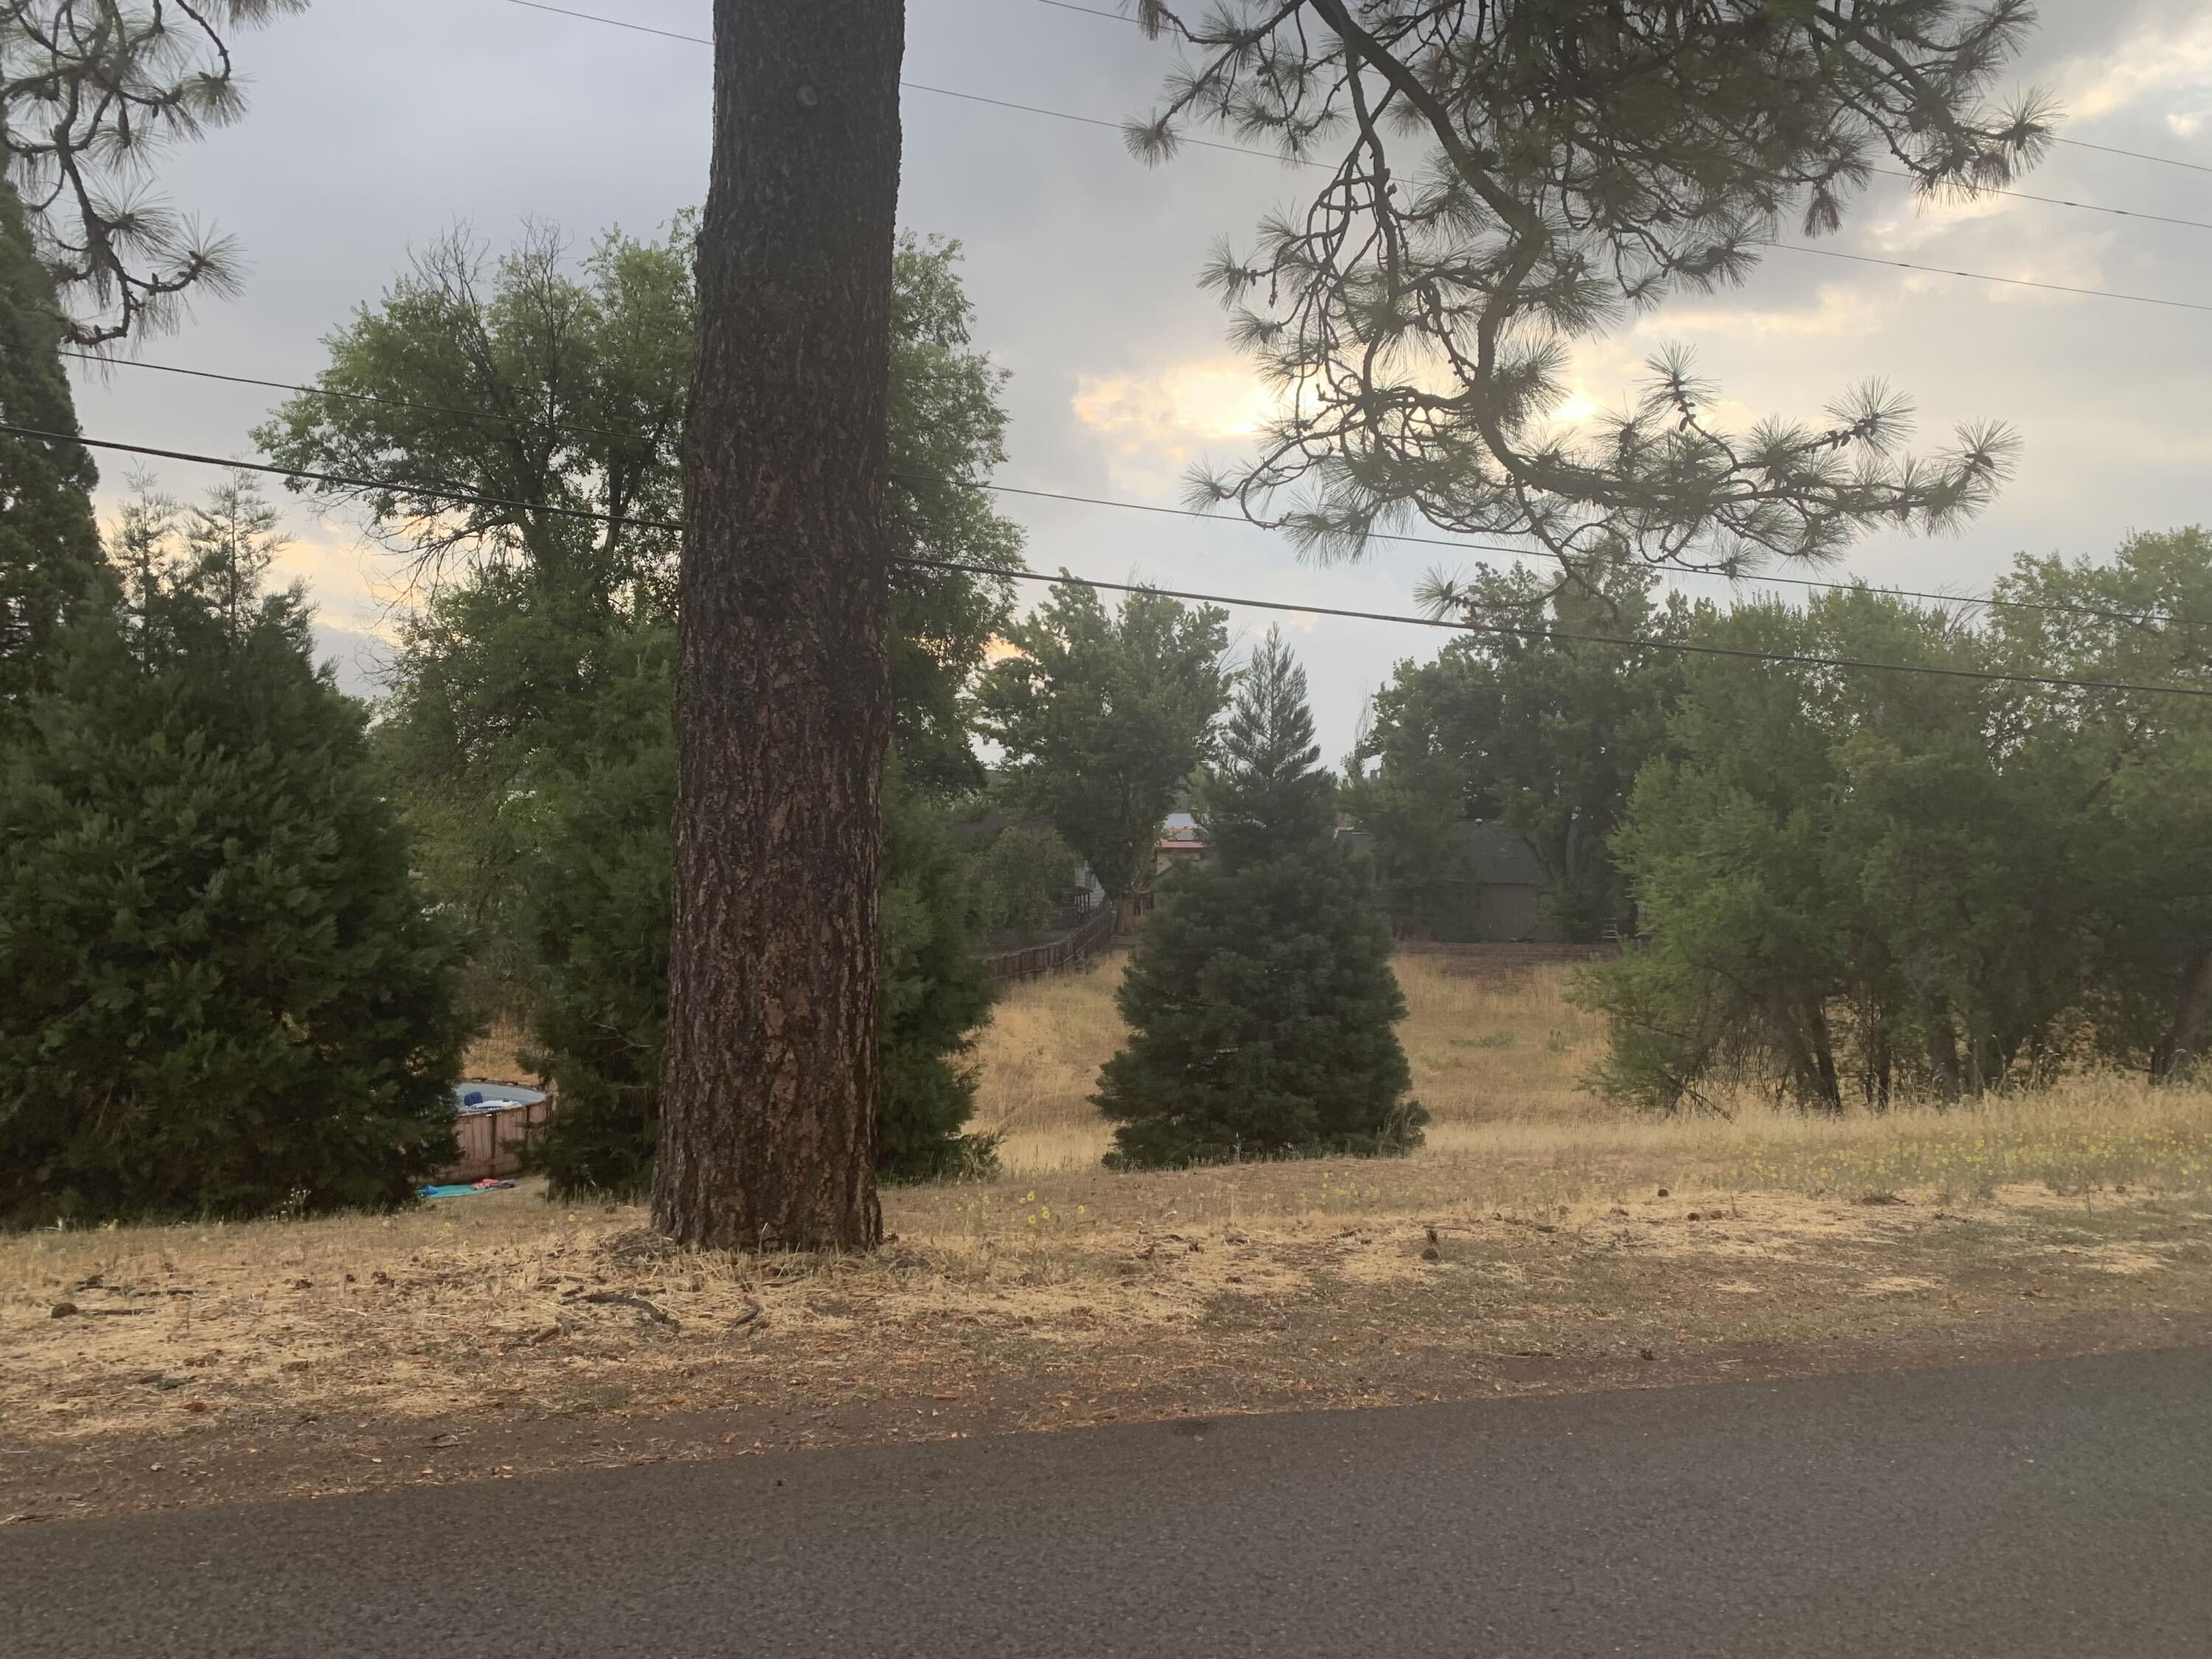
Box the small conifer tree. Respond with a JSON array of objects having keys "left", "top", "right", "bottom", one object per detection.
[
  {"left": 1096, "top": 630, "right": 1422, "bottom": 1167},
  {"left": 0, "top": 481, "right": 467, "bottom": 1225}
]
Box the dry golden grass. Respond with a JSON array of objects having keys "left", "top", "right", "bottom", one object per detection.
[
  {"left": 10, "top": 951, "right": 2212, "bottom": 1517},
  {"left": 966, "top": 950, "right": 2212, "bottom": 1210},
  {"left": 970, "top": 951, "right": 1616, "bottom": 1174}
]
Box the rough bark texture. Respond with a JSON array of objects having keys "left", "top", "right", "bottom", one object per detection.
[{"left": 653, "top": 0, "right": 904, "bottom": 1253}]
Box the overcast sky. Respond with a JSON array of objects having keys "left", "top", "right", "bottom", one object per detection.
[{"left": 65, "top": 0, "right": 2212, "bottom": 759}]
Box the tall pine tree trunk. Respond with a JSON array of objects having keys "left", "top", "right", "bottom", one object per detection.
[{"left": 653, "top": 0, "right": 904, "bottom": 1253}]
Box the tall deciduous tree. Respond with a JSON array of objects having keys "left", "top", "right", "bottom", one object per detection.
[
  {"left": 1, "top": 0, "right": 305, "bottom": 342},
  {"left": 1346, "top": 561, "right": 1688, "bottom": 937},
  {"left": 258, "top": 224, "right": 1023, "bottom": 1012},
  {"left": 1127, "top": 1, "right": 2042, "bottom": 582},
  {"left": 655, "top": 0, "right": 907, "bottom": 1252},
  {"left": 976, "top": 577, "right": 1231, "bottom": 925}
]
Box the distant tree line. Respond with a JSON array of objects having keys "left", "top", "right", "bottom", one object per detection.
[{"left": 1347, "top": 543, "right": 2212, "bottom": 1109}]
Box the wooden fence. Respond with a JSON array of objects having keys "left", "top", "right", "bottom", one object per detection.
[
  {"left": 981, "top": 904, "right": 1119, "bottom": 984},
  {"left": 440, "top": 1095, "right": 554, "bottom": 1182}
]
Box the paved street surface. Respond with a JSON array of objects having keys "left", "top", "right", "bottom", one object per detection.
[{"left": 5, "top": 1347, "right": 2208, "bottom": 1658}]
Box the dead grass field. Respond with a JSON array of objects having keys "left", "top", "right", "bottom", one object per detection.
[
  {"left": 970, "top": 950, "right": 1616, "bottom": 1172},
  {"left": 9, "top": 950, "right": 2212, "bottom": 1521}
]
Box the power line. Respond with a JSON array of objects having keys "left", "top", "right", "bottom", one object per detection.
[
  {"left": 1765, "top": 242, "right": 2212, "bottom": 314},
  {"left": 505, "top": 0, "right": 2212, "bottom": 315},
  {"left": 1867, "top": 168, "right": 2212, "bottom": 234},
  {"left": 55, "top": 348, "right": 981, "bottom": 440},
  {"left": 2053, "top": 136, "right": 2212, "bottom": 176},
  {"left": 1018, "top": 0, "right": 2212, "bottom": 181},
  {"left": 7, "top": 420, "right": 2204, "bottom": 703},
  {"left": 502, "top": 0, "right": 1309, "bottom": 166},
  {"left": 58, "top": 349, "right": 2178, "bottom": 627}
]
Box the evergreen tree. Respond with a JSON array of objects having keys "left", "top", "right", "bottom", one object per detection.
[
  {"left": 2, "top": 1, "right": 304, "bottom": 343},
  {"left": 1096, "top": 630, "right": 1421, "bottom": 1167},
  {"left": 1134, "top": 1, "right": 2042, "bottom": 575},
  {"left": 0, "top": 479, "right": 467, "bottom": 1225},
  {"left": 0, "top": 179, "right": 104, "bottom": 717}
]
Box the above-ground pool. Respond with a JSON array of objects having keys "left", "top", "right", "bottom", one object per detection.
[
  {"left": 454, "top": 1082, "right": 549, "bottom": 1114},
  {"left": 441, "top": 1081, "right": 554, "bottom": 1181}
]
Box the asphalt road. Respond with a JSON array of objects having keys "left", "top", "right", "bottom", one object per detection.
[{"left": 5, "top": 1347, "right": 2208, "bottom": 1658}]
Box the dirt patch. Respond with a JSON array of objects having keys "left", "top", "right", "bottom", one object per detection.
[{"left": 8, "top": 1177, "right": 2212, "bottom": 1523}]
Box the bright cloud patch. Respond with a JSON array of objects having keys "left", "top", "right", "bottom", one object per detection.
[
  {"left": 1641, "top": 282, "right": 1885, "bottom": 341},
  {"left": 1071, "top": 360, "right": 1276, "bottom": 497},
  {"left": 2060, "top": 12, "right": 2212, "bottom": 128}
]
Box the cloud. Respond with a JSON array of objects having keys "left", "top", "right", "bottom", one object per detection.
[
  {"left": 1863, "top": 192, "right": 2016, "bottom": 255},
  {"left": 2054, "top": 13, "right": 2212, "bottom": 130},
  {"left": 1070, "top": 358, "right": 1276, "bottom": 497},
  {"left": 1635, "top": 282, "right": 1885, "bottom": 340}
]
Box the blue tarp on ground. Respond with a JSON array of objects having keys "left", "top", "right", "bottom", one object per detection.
[{"left": 419, "top": 1180, "right": 518, "bottom": 1198}]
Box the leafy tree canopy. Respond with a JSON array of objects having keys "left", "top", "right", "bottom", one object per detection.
[
  {"left": 977, "top": 577, "right": 1232, "bottom": 909},
  {"left": 1579, "top": 545, "right": 2212, "bottom": 1111},
  {"left": 1346, "top": 559, "right": 1689, "bottom": 937}
]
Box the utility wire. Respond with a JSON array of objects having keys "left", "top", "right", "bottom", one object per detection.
[
  {"left": 1865, "top": 167, "right": 2212, "bottom": 234},
  {"left": 7, "top": 421, "right": 2204, "bottom": 702},
  {"left": 2053, "top": 136, "right": 2212, "bottom": 176},
  {"left": 1020, "top": 0, "right": 2212, "bottom": 180},
  {"left": 506, "top": 0, "right": 2212, "bottom": 313},
  {"left": 1765, "top": 242, "right": 2212, "bottom": 314},
  {"left": 55, "top": 349, "right": 981, "bottom": 442},
  {"left": 58, "top": 349, "right": 2183, "bottom": 629},
  {"left": 502, "top": 0, "right": 1310, "bottom": 166}
]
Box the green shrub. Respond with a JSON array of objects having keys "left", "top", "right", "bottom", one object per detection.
[{"left": 0, "top": 486, "right": 467, "bottom": 1225}]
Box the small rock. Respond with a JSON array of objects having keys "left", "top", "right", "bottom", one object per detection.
[
  {"left": 344, "top": 1273, "right": 357, "bottom": 1284},
  {"left": 1419, "top": 1245, "right": 1441, "bottom": 1262},
  {"left": 1533, "top": 1223, "right": 1557, "bottom": 1234},
  {"left": 1657, "top": 1187, "right": 1670, "bottom": 1199},
  {"left": 182, "top": 1401, "right": 209, "bottom": 1414},
  {"left": 1687, "top": 1211, "right": 1703, "bottom": 1222},
  {"left": 1639, "top": 1348, "right": 1656, "bottom": 1362},
  {"left": 49, "top": 1301, "right": 78, "bottom": 1319},
  {"left": 371, "top": 1270, "right": 392, "bottom": 1286}
]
